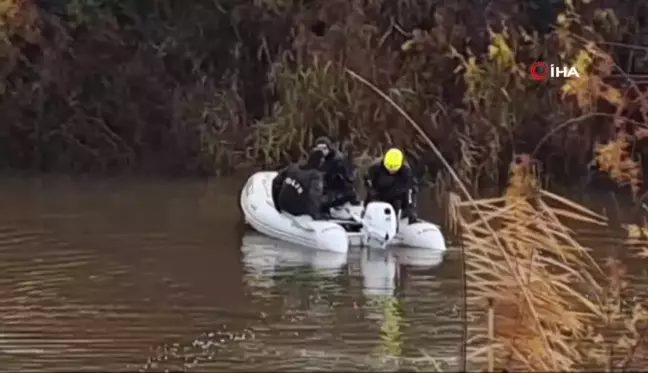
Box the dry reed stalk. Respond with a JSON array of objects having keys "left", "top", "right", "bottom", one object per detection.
[
  {"left": 343, "top": 68, "right": 648, "bottom": 371},
  {"left": 488, "top": 298, "right": 495, "bottom": 372},
  {"left": 346, "top": 67, "right": 562, "bottom": 370},
  {"left": 450, "top": 158, "right": 610, "bottom": 370}
]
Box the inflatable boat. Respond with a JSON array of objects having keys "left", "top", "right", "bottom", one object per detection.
[
  {"left": 328, "top": 204, "right": 446, "bottom": 251},
  {"left": 240, "top": 171, "right": 447, "bottom": 253}
]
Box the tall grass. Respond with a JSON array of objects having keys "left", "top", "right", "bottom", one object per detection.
[
  {"left": 0, "top": 0, "right": 646, "bottom": 368},
  {"left": 0, "top": 0, "right": 645, "bottom": 181},
  {"left": 451, "top": 160, "right": 593, "bottom": 370},
  {"left": 0, "top": 0, "right": 645, "bottom": 370},
  {"left": 445, "top": 158, "right": 648, "bottom": 371},
  {"left": 344, "top": 19, "right": 648, "bottom": 370}
]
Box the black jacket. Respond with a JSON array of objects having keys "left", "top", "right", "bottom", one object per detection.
[
  {"left": 364, "top": 158, "right": 417, "bottom": 200},
  {"left": 321, "top": 150, "right": 356, "bottom": 193},
  {"left": 313, "top": 136, "right": 355, "bottom": 193},
  {"left": 271, "top": 164, "right": 324, "bottom": 219}
]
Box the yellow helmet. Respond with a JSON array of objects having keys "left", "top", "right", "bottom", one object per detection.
[{"left": 383, "top": 148, "right": 404, "bottom": 173}]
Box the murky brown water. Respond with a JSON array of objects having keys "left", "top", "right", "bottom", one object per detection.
[{"left": 0, "top": 176, "right": 462, "bottom": 372}]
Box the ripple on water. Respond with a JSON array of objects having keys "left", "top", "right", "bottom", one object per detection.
[
  {"left": 0, "top": 221, "right": 248, "bottom": 372},
  {"left": 0, "top": 192, "right": 463, "bottom": 372},
  {"left": 132, "top": 235, "right": 462, "bottom": 372}
]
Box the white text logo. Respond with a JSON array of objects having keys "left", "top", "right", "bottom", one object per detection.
[{"left": 529, "top": 62, "right": 580, "bottom": 80}]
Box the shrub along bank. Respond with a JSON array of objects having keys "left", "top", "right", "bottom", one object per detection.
[
  {"left": 0, "top": 0, "right": 644, "bottom": 188},
  {"left": 3, "top": 1, "right": 648, "bottom": 370}
]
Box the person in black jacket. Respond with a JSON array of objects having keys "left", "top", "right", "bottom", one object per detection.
[
  {"left": 364, "top": 147, "right": 418, "bottom": 224},
  {"left": 311, "top": 136, "right": 360, "bottom": 213},
  {"left": 271, "top": 149, "right": 326, "bottom": 219}
]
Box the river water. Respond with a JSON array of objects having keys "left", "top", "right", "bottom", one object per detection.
[{"left": 0, "top": 176, "right": 463, "bottom": 372}]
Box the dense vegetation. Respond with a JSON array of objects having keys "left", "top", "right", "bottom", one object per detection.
[
  {"left": 450, "top": 157, "right": 648, "bottom": 371},
  {"left": 3, "top": 0, "right": 648, "bottom": 370},
  {"left": 0, "top": 0, "right": 644, "bottom": 185}
]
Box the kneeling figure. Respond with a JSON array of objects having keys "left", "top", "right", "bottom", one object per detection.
[{"left": 271, "top": 150, "right": 326, "bottom": 220}]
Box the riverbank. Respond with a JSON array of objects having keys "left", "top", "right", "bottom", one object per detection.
[
  {"left": 2, "top": 2, "right": 648, "bottom": 369},
  {"left": 0, "top": 0, "right": 645, "bottom": 190}
]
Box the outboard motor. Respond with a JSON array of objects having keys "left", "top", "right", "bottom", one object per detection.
[{"left": 361, "top": 202, "right": 398, "bottom": 249}]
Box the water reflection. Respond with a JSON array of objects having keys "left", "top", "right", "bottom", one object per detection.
[
  {"left": 240, "top": 233, "right": 445, "bottom": 298},
  {"left": 236, "top": 233, "right": 450, "bottom": 371},
  {"left": 0, "top": 176, "right": 462, "bottom": 372},
  {"left": 241, "top": 233, "right": 349, "bottom": 277}
]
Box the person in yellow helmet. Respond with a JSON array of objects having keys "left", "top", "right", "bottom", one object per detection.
[{"left": 363, "top": 148, "right": 418, "bottom": 224}]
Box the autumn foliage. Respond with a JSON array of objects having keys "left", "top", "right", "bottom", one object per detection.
[
  {"left": 0, "top": 0, "right": 641, "bottom": 185},
  {"left": 0, "top": 0, "right": 647, "bottom": 371}
]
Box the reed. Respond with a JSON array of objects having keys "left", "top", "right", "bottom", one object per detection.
[
  {"left": 0, "top": 1, "right": 646, "bottom": 370},
  {"left": 0, "top": 0, "right": 644, "bottom": 180},
  {"left": 347, "top": 15, "right": 648, "bottom": 370},
  {"left": 281, "top": 8, "right": 648, "bottom": 368},
  {"left": 444, "top": 158, "right": 648, "bottom": 371}
]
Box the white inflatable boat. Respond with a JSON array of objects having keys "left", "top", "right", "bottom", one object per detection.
[
  {"left": 240, "top": 171, "right": 447, "bottom": 253},
  {"left": 329, "top": 203, "right": 447, "bottom": 251}
]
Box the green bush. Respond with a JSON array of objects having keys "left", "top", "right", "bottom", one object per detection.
[{"left": 0, "top": 0, "right": 645, "bottom": 188}]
